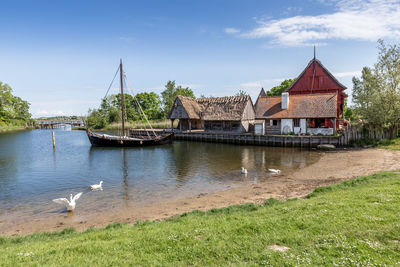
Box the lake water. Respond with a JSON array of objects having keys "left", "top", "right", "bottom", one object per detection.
[{"left": 0, "top": 128, "right": 321, "bottom": 222}]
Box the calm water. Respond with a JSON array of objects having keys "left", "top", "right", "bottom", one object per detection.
[{"left": 0, "top": 128, "right": 321, "bottom": 221}]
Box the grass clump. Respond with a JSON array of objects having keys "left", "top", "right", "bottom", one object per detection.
[
  {"left": 1, "top": 171, "right": 400, "bottom": 266},
  {"left": 350, "top": 137, "right": 400, "bottom": 150},
  {"left": 71, "top": 126, "right": 87, "bottom": 131}
]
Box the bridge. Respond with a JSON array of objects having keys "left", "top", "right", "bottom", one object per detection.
[{"left": 35, "top": 120, "right": 85, "bottom": 129}]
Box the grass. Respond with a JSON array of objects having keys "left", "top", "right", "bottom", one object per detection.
[
  {"left": 377, "top": 138, "right": 400, "bottom": 150},
  {"left": 99, "top": 120, "right": 178, "bottom": 131},
  {"left": 130, "top": 119, "right": 178, "bottom": 129},
  {"left": 351, "top": 137, "right": 400, "bottom": 150},
  {"left": 0, "top": 125, "right": 33, "bottom": 133},
  {"left": 1, "top": 171, "right": 400, "bottom": 266}
]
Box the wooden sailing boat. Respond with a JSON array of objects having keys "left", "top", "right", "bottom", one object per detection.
[{"left": 87, "top": 60, "right": 174, "bottom": 147}]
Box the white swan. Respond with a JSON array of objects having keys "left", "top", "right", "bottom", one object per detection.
[
  {"left": 53, "top": 192, "right": 83, "bottom": 211},
  {"left": 268, "top": 169, "right": 281, "bottom": 174},
  {"left": 241, "top": 167, "right": 248, "bottom": 174},
  {"left": 90, "top": 181, "right": 103, "bottom": 191}
]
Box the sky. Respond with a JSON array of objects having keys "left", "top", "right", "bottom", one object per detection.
[{"left": 1, "top": 0, "right": 399, "bottom": 117}]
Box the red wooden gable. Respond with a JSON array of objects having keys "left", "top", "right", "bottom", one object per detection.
[{"left": 286, "top": 59, "right": 347, "bottom": 95}]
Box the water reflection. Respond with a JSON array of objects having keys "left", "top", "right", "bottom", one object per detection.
[
  {"left": 0, "top": 130, "right": 321, "bottom": 221},
  {"left": 122, "top": 148, "right": 129, "bottom": 206}
]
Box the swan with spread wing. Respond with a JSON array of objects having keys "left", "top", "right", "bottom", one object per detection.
[{"left": 53, "top": 192, "right": 83, "bottom": 211}]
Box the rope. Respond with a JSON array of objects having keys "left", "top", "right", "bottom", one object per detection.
[
  {"left": 104, "top": 65, "right": 120, "bottom": 99},
  {"left": 124, "top": 75, "right": 158, "bottom": 137}
]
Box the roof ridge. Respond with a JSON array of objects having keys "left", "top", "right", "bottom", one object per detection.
[{"left": 285, "top": 58, "right": 347, "bottom": 93}]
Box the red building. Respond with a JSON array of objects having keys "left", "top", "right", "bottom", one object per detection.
[
  {"left": 255, "top": 57, "right": 348, "bottom": 135},
  {"left": 285, "top": 58, "right": 347, "bottom": 129}
]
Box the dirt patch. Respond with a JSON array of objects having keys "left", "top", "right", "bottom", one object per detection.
[
  {"left": 1, "top": 148, "right": 400, "bottom": 237},
  {"left": 267, "top": 245, "right": 290, "bottom": 252}
]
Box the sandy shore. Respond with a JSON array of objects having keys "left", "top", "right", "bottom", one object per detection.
[{"left": 1, "top": 148, "right": 400, "bottom": 237}]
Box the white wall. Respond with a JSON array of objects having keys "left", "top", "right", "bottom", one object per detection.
[
  {"left": 300, "top": 119, "right": 306, "bottom": 134},
  {"left": 254, "top": 122, "right": 265, "bottom": 135},
  {"left": 281, "top": 119, "right": 293, "bottom": 134},
  {"left": 294, "top": 119, "right": 307, "bottom": 134},
  {"left": 307, "top": 128, "right": 334, "bottom": 136}
]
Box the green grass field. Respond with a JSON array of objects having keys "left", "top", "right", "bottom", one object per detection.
[{"left": 1, "top": 171, "right": 400, "bottom": 266}]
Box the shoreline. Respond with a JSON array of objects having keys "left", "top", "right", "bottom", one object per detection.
[
  {"left": 0, "top": 125, "right": 33, "bottom": 133},
  {"left": 1, "top": 148, "right": 400, "bottom": 237}
]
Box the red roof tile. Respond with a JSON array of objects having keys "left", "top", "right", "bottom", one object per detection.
[{"left": 255, "top": 93, "right": 337, "bottom": 119}]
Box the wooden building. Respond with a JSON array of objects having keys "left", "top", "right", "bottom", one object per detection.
[
  {"left": 255, "top": 92, "right": 338, "bottom": 135},
  {"left": 255, "top": 57, "right": 347, "bottom": 136},
  {"left": 169, "top": 95, "right": 255, "bottom": 133},
  {"left": 285, "top": 57, "right": 347, "bottom": 129}
]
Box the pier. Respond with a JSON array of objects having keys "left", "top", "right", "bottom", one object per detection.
[
  {"left": 35, "top": 120, "right": 85, "bottom": 129},
  {"left": 129, "top": 129, "right": 346, "bottom": 148}
]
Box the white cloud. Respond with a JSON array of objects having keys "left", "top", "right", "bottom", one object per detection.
[
  {"left": 240, "top": 78, "right": 285, "bottom": 90},
  {"left": 33, "top": 110, "right": 67, "bottom": 117},
  {"left": 241, "top": 0, "right": 400, "bottom": 46},
  {"left": 224, "top": 27, "right": 240, "bottom": 34},
  {"left": 180, "top": 83, "right": 204, "bottom": 89},
  {"left": 333, "top": 71, "right": 361, "bottom": 77}
]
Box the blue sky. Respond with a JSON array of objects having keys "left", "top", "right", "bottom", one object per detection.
[{"left": 1, "top": 0, "right": 399, "bottom": 117}]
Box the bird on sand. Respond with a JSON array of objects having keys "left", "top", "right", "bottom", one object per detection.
[
  {"left": 268, "top": 169, "right": 281, "bottom": 174},
  {"left": 53, "top": 192, "right": 83, "bottom": 211},
  {"left": 90, "top": 181, "right": 103, "bottom": 191},
  {"left": 241, "top": 167, "right": 248, "bottom": 174}
]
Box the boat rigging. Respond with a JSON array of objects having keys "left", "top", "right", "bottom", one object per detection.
[{"left": 86, "top": 60, "right": 174, "bottom": 147}]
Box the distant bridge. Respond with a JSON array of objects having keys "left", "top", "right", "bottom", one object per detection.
[{"left": 35, "top": 120, "right": 85, "bottom": 129}]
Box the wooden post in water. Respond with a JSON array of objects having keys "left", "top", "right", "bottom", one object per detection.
[
  {"left": 52, "top": 131, "right": 56, "bottom": 149},
  {"left": 120, "top": 59, "right": 126, "bottom": 137}
]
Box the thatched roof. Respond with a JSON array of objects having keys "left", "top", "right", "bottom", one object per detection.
[
  {"left": 176, "top": 96, "right": 202, "bottom": 119},
  {"left": 170, "top": 95, "right": 254, "bottom": 121},
  {"left": 255, "top": 93, "right": 338, "bottom": 119}
]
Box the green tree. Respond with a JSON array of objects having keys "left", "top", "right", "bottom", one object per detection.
[
  {"left": 266, "top": 79, "right": 296, "bottom": 96},
  {"left": 133, "top": 92, "right": 163, "bottom": 121},
  {"left": 343, "top": 99, "right": 354, "bottom": 121},
  {"left": 235, "top": 90, "right": 248, "bottom": 96},
  {"left": 352, "top": 40, "right": 400, "bottom": 137},
  {"left": 161, "top": 80, "right": 195, "bottom": 117},
  {"left": 0, "top": 82, "right": 31, "bottom": 124},
  {"left": 87, "top": 91, "right": 164, "bottom": 128}
]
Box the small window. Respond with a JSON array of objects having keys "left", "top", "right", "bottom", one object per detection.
[
  {"left": 272, "top": 120, "right": 278, "bottom": 126},
  {"left": 293, "top": 119, "right": 300, "bottom": 127}
]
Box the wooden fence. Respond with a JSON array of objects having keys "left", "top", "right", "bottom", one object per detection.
[{"left": 340, "top": 126, "right": 398, "bottom": 144}]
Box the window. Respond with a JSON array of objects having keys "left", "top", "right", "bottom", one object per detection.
[
  {"left": 272, "top": 120, "right": 278, "bottom": 126},
  {"left": 293, "top": 119, "right": 300, "bottom": 127}
]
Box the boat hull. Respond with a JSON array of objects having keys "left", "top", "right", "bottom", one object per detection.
[{"left": 87, "top": 130, "right": 174, "bottom": 147}]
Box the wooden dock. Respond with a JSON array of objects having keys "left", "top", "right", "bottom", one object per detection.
[
  {"left": 35, "top": 120, "right": 85, "bottom": 129},
  {"left": 129, "top": 129, "right": 345, "bottom": 148}
]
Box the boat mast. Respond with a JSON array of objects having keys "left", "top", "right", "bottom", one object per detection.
[{"left": 120, "top": 59, "right": 126, "bottom": 136}]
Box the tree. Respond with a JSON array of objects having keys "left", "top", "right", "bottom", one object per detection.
[
  {"left": 161, "top": 80, "right": 195, "bottom": 117},
  {"left": 235, "top": 90, "right": 248, "bottom": 96},
  {"left": 133, "top": 92, "right": 163, "bottom": 121},
  {"left": 0, "top": 82, "right": 31, "bottom": 124},
  {"left": 352, "top": 40, "right": 400, "bottom": 137},
  {"left": 266, "top": 79, "right": 296, "bottom": 96},
  {"left": 87, "top": 91, "right": 164, "bottom": 128},
  {"left": 343, "top": 99, "right": 354, "bottom": 121}
]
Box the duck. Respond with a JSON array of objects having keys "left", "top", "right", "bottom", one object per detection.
[
  {"left": 268, "top": 169, "right": 281, "bottom": 174},
  {"left": 53, "top": 192, "right": 83, "bottom": 211},
  {"left": 241, "top": 167, "right": 248, "bottom": 174},
  {"left": 90, "top": 181, "right": 103, "bottom": 191}
]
